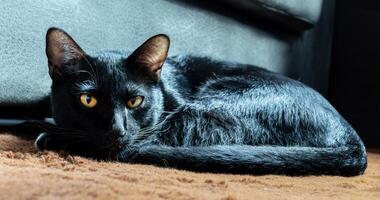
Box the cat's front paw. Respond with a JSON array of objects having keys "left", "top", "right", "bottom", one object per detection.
[
  {"left": 35, "top": 132, "right": 60, "bottom": 151},
  {"left": 34, "top": 132, "right": 49, "bottom": 150},
  {"left": 34, "top": 132, "right": 66, "bottom": 151}
]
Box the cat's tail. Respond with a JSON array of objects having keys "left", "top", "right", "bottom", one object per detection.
[{"left": 123, "top": 139, "right": 367, "bottom": 176}]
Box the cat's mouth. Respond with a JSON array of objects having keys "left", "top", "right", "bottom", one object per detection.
[{"left": 99, "top": 132, "right": 131, "bottom": 153}]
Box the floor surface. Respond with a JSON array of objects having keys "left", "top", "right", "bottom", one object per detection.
[{"left": 0, "top": 134, "right": 379, "bottom": 200}]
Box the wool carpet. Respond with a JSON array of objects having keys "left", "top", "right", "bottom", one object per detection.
[{"left": 0, "top": 133, "right": 379, "bottom": 200}]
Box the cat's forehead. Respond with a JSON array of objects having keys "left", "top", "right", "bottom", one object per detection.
[
  {"left": 91, "top": 50, "right": 131, "bottom": 66},
  {"left": 90, "top": 50, "right": 132, "bottom": 79},
  {"left": 77, "top": 50, "right": 147, "bottom": 94}
]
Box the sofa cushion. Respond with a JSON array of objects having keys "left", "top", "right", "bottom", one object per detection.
[
  {"left": 217, "top": 0, "right": 323, "bottom": 31},
  {"left": 0, "top": 0, "right": 329, "bottom": 120}
]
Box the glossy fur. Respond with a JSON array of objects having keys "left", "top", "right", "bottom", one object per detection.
[{"left": 36, "top": 28, "right": 367, "bottom": 176}]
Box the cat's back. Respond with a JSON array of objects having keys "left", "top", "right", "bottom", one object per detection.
[
  {"left": 165, "top": 55, "right": 336, "bottom": 114},
  {"left": 165, "top": 55, "right": 316, "bottom": 94}
]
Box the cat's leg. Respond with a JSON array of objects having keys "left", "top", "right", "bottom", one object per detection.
[
  {"left": 34, "top": 132, "right": 66, "bottom": 150},
  {"left": 117, "top": 141, "right": 367, "bottom": 176},
  {"left": 117, "top": 102, "right": 367, "bottom": 176},
  {"left": 34, "top": 131, "right": 88, "bottom": 152},
  {"left": 34, "top": 132, "right": 48, "bottom": 150}
]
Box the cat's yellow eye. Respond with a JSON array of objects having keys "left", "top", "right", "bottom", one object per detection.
[
  {"left": 127, "top": 96, "right": 144, "bottom": 109},
  {"left": 80, "top": 93, "right": 97, "bottom": 108}
]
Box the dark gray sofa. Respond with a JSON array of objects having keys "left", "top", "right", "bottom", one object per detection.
[{"left": 0, "top": 0, "right": 335, "bottom": 123}]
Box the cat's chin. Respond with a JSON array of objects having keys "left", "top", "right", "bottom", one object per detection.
[{"left": 100, "top": 136, "right": 134, "bottom": 158}]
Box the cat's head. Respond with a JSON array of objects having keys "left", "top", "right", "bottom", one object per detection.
[{"left": 45, "top": 28, "right": 170, "bottom": 156}]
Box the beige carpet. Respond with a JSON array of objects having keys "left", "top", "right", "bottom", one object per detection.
[{"left": 0, "top": 133, "right": 379, "bottom": 200}]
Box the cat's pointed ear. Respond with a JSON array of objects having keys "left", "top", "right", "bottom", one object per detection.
[
  {"left": 126, "top": 34, "right": 170, "bottom": 82},
  {"left": 46, "top": 27, "right": 85, "bottom": 79}
]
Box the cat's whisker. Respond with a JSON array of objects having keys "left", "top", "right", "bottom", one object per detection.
[
  {"left": 127, "top": 109, "right": 180, "bottom": 144},
  {"left": 28, "top": 120, "right": 88, "bottom": 141},
  {"left": 32, "top": 121, "right": 82, "bottom": 133},
  {"left": 133, "top": 119, "right": 172, "bottom": 143},
  {"left": 27, "top": 121, "right": 80, "bottom": 136},
  {"left": 95, "top": 141, "right": 120, "bottom": 151}
]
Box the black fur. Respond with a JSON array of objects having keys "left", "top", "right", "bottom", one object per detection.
[{"left": 36, "top": 28, "right": 367, "bottom": 176}]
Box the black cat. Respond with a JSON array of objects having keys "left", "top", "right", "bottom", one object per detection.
[{"left": 35, "top": 28, "right": 367, "bottom": 176}]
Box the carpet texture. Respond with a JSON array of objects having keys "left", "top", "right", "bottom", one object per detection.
[{"left": 0, "top": 133, "right": 379, "bottom": 200}]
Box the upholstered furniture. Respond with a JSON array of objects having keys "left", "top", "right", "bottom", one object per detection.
[{"left": 0, "top": 0, "right": 334, "bottom": 122}]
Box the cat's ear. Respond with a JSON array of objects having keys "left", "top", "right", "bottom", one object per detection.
[
  {"left": 126, "top": 34, "right": 170, "bottom": 82},
  {"left": 46, "top": 27, "right": 85, "bottom": 79}
]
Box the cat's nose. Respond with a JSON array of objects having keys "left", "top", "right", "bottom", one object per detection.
[
  {"left": 111, "top": 109, "right": 126, "bottom": 137},
  {"left": 110, "top": 124, "right": 126, "bottom": 137},
  {"left": 110, "top": 129, "right": 126, "bottom": 137}
]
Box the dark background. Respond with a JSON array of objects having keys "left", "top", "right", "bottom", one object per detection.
[{"left": 329, "top": 0, "right": 380, "bottom": 148}]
